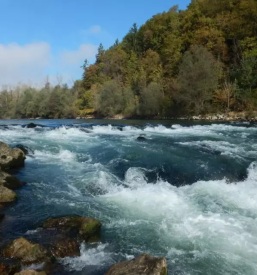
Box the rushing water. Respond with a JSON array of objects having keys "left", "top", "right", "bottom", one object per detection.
[{"left": 0, "top": 119, "right": 257, "bottom": 275}]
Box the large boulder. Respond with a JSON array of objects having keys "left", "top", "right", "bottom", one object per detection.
[
  {"left": 14, "top": 271, "right": 46, "bottom": 275},
  {"left": 0, "top": 185, "right": 17, "bottom": 203},
  {"left": 3, "top": 237, "right": 53, "bottom": 265},
  {"left": 0, "top": 171, "right": 24, "bottom": 189},
  {"left": 0, "top": 142, "right": 25, "bottom": 170},
  {"left": 105, "top": 254, "right": 167, "bottom": 275},
  {"left": 42, "top": 215, "right": 102, "bottom": 242},
  {"left": 49, "top": 238, "right": 80, "bottom": 258}
]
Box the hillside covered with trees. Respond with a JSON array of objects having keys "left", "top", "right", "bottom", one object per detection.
[{"left": 1, "top": 0, "right": 257, "bottom": 119}]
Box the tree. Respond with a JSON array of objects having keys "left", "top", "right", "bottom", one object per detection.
[
  {"left": 177, "top": 45, "right": 221, "bottom": 114},
  {"left": 139, "top": 82, "right": 164, "bottom": 116},
  {"left": 96, "top": 43, "right": 105, "bottom": 64},
  {"left": 95, "top": 80, "right": 123, "bottom": 117},
  {"left": 122, "top": 87, "right": 136, "bottom": 116}
]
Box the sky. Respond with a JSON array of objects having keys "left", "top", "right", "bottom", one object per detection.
[{"left": 0, "top": 0, "right": 190, "bottom": 87}]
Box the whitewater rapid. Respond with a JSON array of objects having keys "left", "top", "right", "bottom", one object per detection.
[{"left": 0, "top": 120, "right": 257, "bottom": 275}]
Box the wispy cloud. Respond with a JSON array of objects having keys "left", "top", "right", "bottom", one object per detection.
[
  {"left": 0, "top": 42, "right": 99, "bottom": 87},
  {"left": 60, "top": 43, "right": 97, "bottom": 65},
  {"left": 89, "top": 25, "right": 101, "bottom": 34},
  {"left": 0, "top": 42, "right": 51, "bottom": 86}
]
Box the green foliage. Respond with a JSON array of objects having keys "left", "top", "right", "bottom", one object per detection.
[
  {"left": 177, "top": 45, "right": 221, "bottom": 114},
  {"left": 139, "top": 82, "right": 164, "bottom": 116},
  {"left": 79, "top": 0, "right": 257, "bottom": 117},
  {"left": 2, "top": 0, "right": 257, "bottom": 119},
  {"left": 0, "top": 83, "right": 78, "bottom": 119},
  {"left": 95, "top": 80, "right": 123, "bottom": 117}
]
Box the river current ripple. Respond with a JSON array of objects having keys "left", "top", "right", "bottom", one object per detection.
[{"left": 0, "top": 119, "right": 257, "bottom": 275}]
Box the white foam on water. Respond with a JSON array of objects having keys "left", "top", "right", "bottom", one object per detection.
[
  {"left": 43, "top": 126, "right": 89, "bottom": 141},
  {"left": 2, "top": 122, "right": 257, "bottom": 274},
  {"left": 33, "top": 149, "right": 77, "bottom": 164},
  {"left": 177, "top": 140, "right": 256, "bottom": 159},
  {"left": 60, "top": 243, "right": 113, "bottom": 271},
  {"left": 98, "top": 162, "right": 257, "bottom": 273}
]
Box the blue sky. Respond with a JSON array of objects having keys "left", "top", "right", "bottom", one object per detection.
[{"left": 0, "top": 0, "right": 190, "bottom": 86}]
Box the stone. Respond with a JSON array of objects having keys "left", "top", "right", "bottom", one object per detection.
[
  {"left": 0, "top": 171, "right": 24, "bottom": 189},
  {"left": 105, "top": 254, "right": 167, "bottom": 275},
  {"left": 42, "top": 215, "right": 102, "bottom": 242},
  {"left": 137, "top": 136, "right": 147, "bottom": 141},
  {"left": 49, "top": 238, "right": 80, "bottom": 258},
  {"left": 79, "top": 217, "right": 102, "bottom": 242},
  {"left": 0, "top": 185, "right": 17, "bottom": 203},
  {"left": 14, "top": 271, "right": 46, "bottom": 275},
  {"left": 0, "top": 142, "right": 25, "bottom": 170},
  {"left": 3, "top": 237, "right": 53, "bottom": 265},
  {"left": 26, "top": 123, "right": 37, "bottom": 129}
]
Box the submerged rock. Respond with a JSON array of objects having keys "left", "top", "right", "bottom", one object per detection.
[
  {"left": 0, "top": 171, "right": 24, "bottom": 189},
  {"left": 26, "top": 123, "right": 37, "bottom": 129},
  {"left": 0, "top": 185, "right": 17, "bottom": 203},
  {"left": 105, "top": 254, "right": 167, "bottom": 275},
  {"left": 0, "top": 142, "right": 26, "bottom": 170},
  {"left": 13, "top": 145, "right": 31, "bottom": 156},
  {"left": 137, "top": 136, "right": 147, "bottom": 141},
  {"left": 14, "top": 271, "right": 46, "bottom": 275},
  {"left": 42, "top": 215, "right": 102, "bottom": 242},
  {"left": 49, "top": 238, "right": 80, "bottom": 258},
  {"left": 3, "top": 237, "right": 53, "bottom": 265}
]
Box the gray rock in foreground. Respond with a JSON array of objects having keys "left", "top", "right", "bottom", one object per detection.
[
  {"left": 3, "top": 237, "right": 53, "bottom": 265},
  {"left": 0, "top": 185, "right": 17, "bottom": 203},
  {"left": 0, "top": 170, "right": 24, "bottom": 189},
  {"left": 0, "top": 141, "right": 26, "bottom": 170},
  {"left": 105, "top": 254, "right": 167, "bottom": 275}
]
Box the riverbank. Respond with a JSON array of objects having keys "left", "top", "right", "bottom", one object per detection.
[
  {"left": 2, "top": 111, "right": 257, "bottom": 123},
  {"left": 75, "top": 111, "right": 257, "bottom": 122}
]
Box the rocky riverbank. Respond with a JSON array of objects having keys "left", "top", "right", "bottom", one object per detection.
[
  {"left": 75, "top": 111, "right": 257, "bottom": 122},
  {"left": 0, "top": 140, "right": 167, "bottom": 275},
  {"left": 176, "top": 111, "right": 257, "bottom": 122}
]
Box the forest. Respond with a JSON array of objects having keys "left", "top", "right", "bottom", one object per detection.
[{"left": 1, "top": 0, "right": 257, "bottom": 119}]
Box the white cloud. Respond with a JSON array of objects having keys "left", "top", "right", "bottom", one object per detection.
[
  {"left": 60, "top": 43, "right": 98, "bottom": 65},
  {"left": 0, "top": 42, "right": 51, "bottom": 86},
  {"left": 0, "top": 42, "right": 98, "bottom": 87},
  {"left": 89, "top": 25, "right": 101, "bottom": 34}
]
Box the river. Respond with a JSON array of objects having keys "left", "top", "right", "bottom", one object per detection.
[{"left": 0, "top": 119, "right": 257, "bottom": 275}]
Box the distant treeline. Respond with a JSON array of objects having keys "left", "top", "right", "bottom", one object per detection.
[{"left": 1, "top": 0, "right": 257, "bottom": 119}]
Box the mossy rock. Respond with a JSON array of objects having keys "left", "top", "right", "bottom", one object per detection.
[
  {"left": 0, "top": 186, "right": 17, "bottom": 203},
  {"left": 3, "top": 237, "right": 54, "bottom": 265},
  {"left": 49, "top": 237, "right": 80, "bottom": 258},
  {"left": 79, "top": 218, "right": 102, "bottom": 242},
  {"left": 42, "top": 215, "right": 102, "bottom": 242},
  {"left": 42, "top": 215, "right": 83, "bottom": 231},
  {"left": 105, "top": 254, "right": 167, "bottom": 275}
]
